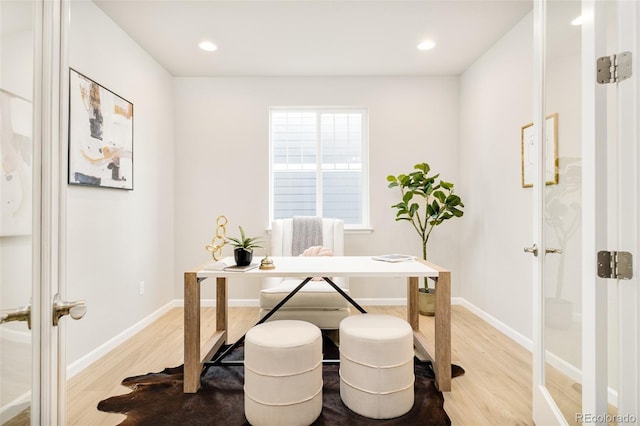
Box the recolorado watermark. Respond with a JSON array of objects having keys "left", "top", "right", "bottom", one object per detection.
[{"left": 576, "top": 413, "right": 637, "bottom": 423}]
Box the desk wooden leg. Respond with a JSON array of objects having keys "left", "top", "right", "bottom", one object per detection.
[
  {"left": 216, "top": 277, "right": 228, "bottom": 343},
  {"left": 407, "top": 277, "right": 419, "bottom": 330},
  {"left": 184, "top": 271, "right": 201, "bottom": 393},
  {"left": 434, "top": 271, "right": 451, "bottom": 391}
]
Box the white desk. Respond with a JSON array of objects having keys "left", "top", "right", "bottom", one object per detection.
[{"left": 183, "top": 256, "right": 451, "bottom": 393}]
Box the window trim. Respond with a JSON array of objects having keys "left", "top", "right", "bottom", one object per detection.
[{"left": 268, "top": 106, "right": 370, "bottom": 229}]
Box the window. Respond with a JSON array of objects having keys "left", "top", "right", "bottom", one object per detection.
[{"left": 269, "top": 108, "right": 369, "bottom": 228}]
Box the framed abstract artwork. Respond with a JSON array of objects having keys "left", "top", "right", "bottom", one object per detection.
[
  {"left": 521, "top": 113, "right": 558, "bottom": 188},
  {"left": 68, "top": 68, "right": 133, "bottom": 190}
]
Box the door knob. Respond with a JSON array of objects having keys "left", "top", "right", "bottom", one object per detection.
[
  {"left": 53, "top": 294, "right": 87, "bottom": 326},
  {"left": 524, "top": 244, "right": 538, "bottom": 256},
  {"left": 0, "top": 302, "right": 32, "bottom": 329}
]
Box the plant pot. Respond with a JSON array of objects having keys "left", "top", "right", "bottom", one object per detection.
[
  {"left": 418, "top": 288, "right": 435, "bottom": 316},
  {"left": 234, "top": 248, "right": 253, "bottom": 266}
]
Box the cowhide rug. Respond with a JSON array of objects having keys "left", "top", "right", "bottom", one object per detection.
[{"left": 98, "top": 336, "right": 464, "bottom": 425}]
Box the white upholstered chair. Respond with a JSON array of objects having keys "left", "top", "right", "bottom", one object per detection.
[{"left": 259, "top": 218, "right": 351, "bottom": 329}]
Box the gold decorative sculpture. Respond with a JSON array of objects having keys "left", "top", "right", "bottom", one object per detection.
[{"left": 205, "top": 215, "right": 228, "bottom": 260}]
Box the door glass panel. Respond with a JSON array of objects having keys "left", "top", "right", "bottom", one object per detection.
[
  {"left": 543, "top": 0, "right": 583, "bottom": 422},
  {"left": 0, "top": 0, "right": 35, "bottom": 424}
]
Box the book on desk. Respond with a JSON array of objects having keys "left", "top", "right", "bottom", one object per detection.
[
  {"left": 203, "top": 258, "right": 259, "bottom": 272},
  {"left": 371, "top": 254, "right": 416, "bottom": 263}
]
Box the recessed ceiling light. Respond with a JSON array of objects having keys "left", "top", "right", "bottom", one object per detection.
[
  {"left": 198, "top": 40, "right": 218, "bottom": 52},
  {"left": 571, "top": 15, "right": 583, "bottom": 26},
  {"left": 417, "top": 40, "right": 436, "bottom": 51}
]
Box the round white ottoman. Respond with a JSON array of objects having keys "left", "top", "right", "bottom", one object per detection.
[
  {"left": 244, "top": 320, "right": 323, "bottom": 426},
  {"left": 339, "top": 314, "right": 415, "bottom": 419}
]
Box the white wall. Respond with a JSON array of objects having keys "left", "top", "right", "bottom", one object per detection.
[
  {"left": 61, "top": 3, "right": 540, "bottom": 369},
  {"left": 66, "top": 0, "right": 175, "bottom": 365},
  {"left": 173, "top": 76, "right": 462, "bottom": 301},
  {"left": 3, "top": 0, "right": 602, "bottom": 395},
  {"left": 459, "top": 13, "right": 534, "bottom": 338}
]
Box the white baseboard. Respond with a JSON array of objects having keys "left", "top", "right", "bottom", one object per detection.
[
  {"left": 173, "top": 297, "right": 409, "bottom": 307},
  {"left": 454, "top": 297, "right": 618, "bottom": 408},
  {"left": 173, "top": 299, "right": 260, "bottom": 308},
  {"left": 65, "top": 296, "right": 619, "bottom": 408},
  {"left": 454, "top": 297, "right": 533, "bottom": 351},
  {"left": 66, "top": 300, "right": 178, "bottom": 379},
  {"left": 67, "top": 298, "right": 259, "bottom": 378},
  {"left": 63, "top": 295, "right": 475, "bottom": 383},
  {"left": 353, "top": 298, "right": 407, "bottom": 306},
  {"left": 0, "top": 392, "right": 30, "bottom": 424}
]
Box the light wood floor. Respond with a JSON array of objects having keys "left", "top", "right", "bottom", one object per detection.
[{"left": 66, "top": 305, "right": 583, "bottom": 425}]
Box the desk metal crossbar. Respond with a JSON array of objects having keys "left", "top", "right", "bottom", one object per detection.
[{"left": 205, "top": 276, "right": 368, "bottom": 368}]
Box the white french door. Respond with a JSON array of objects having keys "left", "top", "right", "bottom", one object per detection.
[
  {"left": 532, "top": 0, "right": 639, "bottom": 425},
  {"left": 1, "top": 1, "right": 76, "bottom": 425}
]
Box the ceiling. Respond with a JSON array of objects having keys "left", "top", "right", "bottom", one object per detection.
[{"left": 93, "top": 0, "right": 533, "bottom": 77}]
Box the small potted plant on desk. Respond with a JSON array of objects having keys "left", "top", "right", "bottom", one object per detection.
[
  {"left": 387, "top": 162, "right": 465, "bottom": 315},
  {"left": 227, "top": 226, "right": 263, "bottom": 266}
]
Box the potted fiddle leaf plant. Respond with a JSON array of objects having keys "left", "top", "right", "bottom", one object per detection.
[
  {"left": 227, "top": 226, "right": 263, "bottom": 266},
  {"left": 387, "top": 162, "right": 464, "bottom": 315}
]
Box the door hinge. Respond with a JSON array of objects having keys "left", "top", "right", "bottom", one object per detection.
[
  {"left": 597, "top": 251, "right": 633, "bottom": 280},
  {"left": 597, "top": 52, "right": 632, "bottom": 84}
]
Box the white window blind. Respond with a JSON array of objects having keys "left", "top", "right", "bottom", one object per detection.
[{"left": 270, "top": 108, "right": 369, "bottom": 227}]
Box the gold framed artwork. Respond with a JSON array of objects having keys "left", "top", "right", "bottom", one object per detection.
[{"left": 521, "top": 113, "right": 558, "bottom": 188}]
